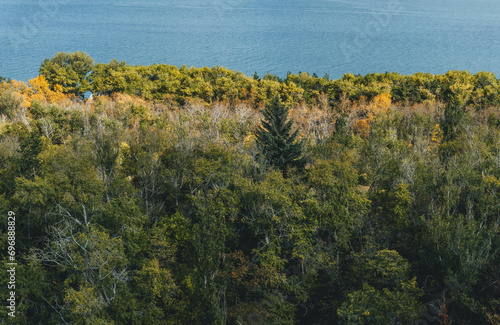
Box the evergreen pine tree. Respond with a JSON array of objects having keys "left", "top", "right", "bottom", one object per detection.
[{"left": 255, "top": 96, "right": 305, "bottom": 175}]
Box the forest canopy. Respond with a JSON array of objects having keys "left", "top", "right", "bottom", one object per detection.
[
  {"left": 0, "top": 52, "right": 498, "bottom": 324},
  {"left": 31, "top": 51, "right": 500, "bottom": 108}
]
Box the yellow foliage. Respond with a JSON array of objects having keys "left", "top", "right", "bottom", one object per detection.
[
  {"left": 120, "top": 141, "right": 130, "bottom": 150},
  {"left": 353, "top": 93, "right": 391, "bottom": 139},
  {"left": 27, "top": 75, "right": 68, "bottom": 107},
  {"left": 372, "top": 93, "right": 391, "bottom": 113},
  {"left": 53, "top": 84, "right": 64, "bottom": 93},
  {"left": 0, "top": 76, "right": 70, "bottom": 109},
  {"left": 29, "top": 75, "right": 50, "bottom": 90},
  {"left": 431, "top": 124, "right": 443, "bottom": 144},
  {"left": 0, "top": 79, "right": 31, "bottom": 108},
  {"left": 244, "top": 134, "right": 256, "bottom": 144}
]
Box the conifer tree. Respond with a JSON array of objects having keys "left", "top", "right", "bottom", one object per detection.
[{"left": 255, "top": 96, "right": 305, "bottom": 175}]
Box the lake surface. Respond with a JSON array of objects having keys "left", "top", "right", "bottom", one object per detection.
[{"left": 1, "top": 0, "right": 499, "bottom": 82}]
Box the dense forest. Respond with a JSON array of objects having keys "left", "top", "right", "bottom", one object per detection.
[{"left": 0, "top": 52, "right": 499, "bottom": 324}]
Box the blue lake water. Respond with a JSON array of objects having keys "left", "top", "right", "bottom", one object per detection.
[{"left": 1, "top": 0, "right": 499, "bottom": 82}]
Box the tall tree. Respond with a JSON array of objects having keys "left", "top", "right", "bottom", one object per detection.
[
  {"left": 255, "top": 96, "right": 305, "bottom": 175},
  {"left": 40, "top": 51, "right": 95, "bottom": 98},
  {"left": 18, "top": 127, "right": 44, "bottom": 179},
  {"left": 441, "top": 70, "right": 473, "bottom": 141}
]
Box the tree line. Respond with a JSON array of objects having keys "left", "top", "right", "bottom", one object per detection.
[{"left": 33, "top": 51, "right": 500, "bottom": 109}]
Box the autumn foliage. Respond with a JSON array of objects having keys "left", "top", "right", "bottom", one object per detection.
[{"left": 0, "top": 55, "right": 499, "bottom": 324}]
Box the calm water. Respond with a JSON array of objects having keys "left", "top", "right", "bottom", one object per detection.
[{"left": 1, "top": 0, "right": 499, "bottom": 82}]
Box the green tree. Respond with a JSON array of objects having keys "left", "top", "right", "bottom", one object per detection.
[
  {"left": 0, "top": 90, "right": 22, "bottom": 118},
  {"left": 190, "top": 187, "right": 239, "bottom": 324},
  {"left": 17, "top": 127, "right": 44, "bottom": 179},
  {"left": 133, "top": 258, "right": 179, "bottom": 324},
  {"left": 255, "top": 96, "right": 305, "bottom": 175},
  {"left": 40, "top": 51, "right": 95, "bottom": 97},
  {"left": 441, "top": 71, "right": 473, "bottom": 141},
  {"left": 339, "top": 249, "right": 423, "bottom": 324}
]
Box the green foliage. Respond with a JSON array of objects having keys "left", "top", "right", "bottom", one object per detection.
[
  {"left": 40, "top": 51, "right": 95, "bottom": 97},
  {"left": 307, "top": 156, "right": 369, "bottom": 248},
  {"left": 255, "top": 96, "right": 305, "bottom": 175},
  {"left": 37, "top": 52, "right": 500, "bottom": 110},
  {"left": 17, "top": 127, "right": 44, "bottom": 179},
  {"left": 391, "top": 73, "right": 437, "bottom": 103},
  {"left": 442, "top": 95, "right": 466, "bottom": 141},
  {"left": 135, "top": 258, "right": 178, "bottom": 307},
  {"left": 339, "top": 249, "right": 423, "bottom": 324},
  {"left": 338, "top": 281, "right": 421, "bottom": 325},
  {"left": 0, "top": 90, "right": 22, "bottom": 118},
  {"left": 4, "top": 57, "right": 500, "bottom": 324}
]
